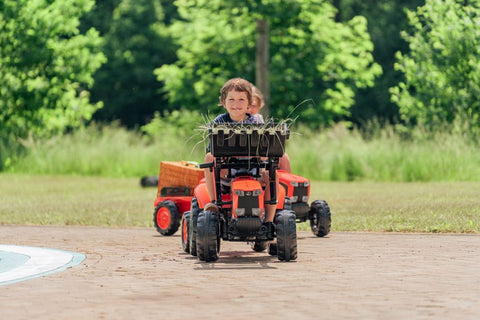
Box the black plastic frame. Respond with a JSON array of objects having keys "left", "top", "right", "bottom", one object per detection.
[{"left": 208, "top": 123, "right": 289, "bottom": 157}]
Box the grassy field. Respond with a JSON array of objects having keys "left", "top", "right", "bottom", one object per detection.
[
  {"left": 1, "top": 174, "right": 478, "bottom": 233},
  {"left": 4, "top": 123, "right": 480, "bottom": 182}
]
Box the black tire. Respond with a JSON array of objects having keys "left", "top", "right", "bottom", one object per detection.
[
  {"left": 196, "top": 210, "right": 220, "bottom": 262},
  {"left": 153, "top": 200, "right": 180, "bottom": 236},
  {"left": 181, "top": 212, "right": 191, "bottom": 253},
  {"left": 275, "top": 210, "right": 297, "bottom": 261},
  {"left": 140, "top": 175, "right": 159, "bottom": 187},
  {"left": 309, "top": 200, "right": 331, "bottom": 237},
  {"left": 251, "top": 240, "right": 268, "bottom": 252},
  {"left": 283, "top": 197, "right": 292, "bottom": 211},
  {"left": 268, "top": 242, "right": 277, "bottom": 256},
  {"left": 189, "top": 198, "right": 200, "bottom": 256}
]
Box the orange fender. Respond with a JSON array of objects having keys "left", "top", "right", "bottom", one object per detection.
[
  {"left": 276, "top": 182, "right": 286, "bottom": 210},
  {"left": 194, "top": 182, "right": 210, "bottom": 209}
]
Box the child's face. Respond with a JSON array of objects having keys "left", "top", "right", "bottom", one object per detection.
[
  {"left": 223, "top": 90, "right": 250, "bottom": 122},
  {"left": 249, "top": 96, "right": 261, "bottom": 115}
]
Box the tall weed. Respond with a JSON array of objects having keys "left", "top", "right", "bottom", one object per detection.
[
  {"left": 287, "top": 122, "right": 480, "bottom": 182},
  {"left": 7, "top": 123, "right": 204, "bottom": 177},
  {"left": 5, "top": 121, "right": 480, "bottom": 181}
]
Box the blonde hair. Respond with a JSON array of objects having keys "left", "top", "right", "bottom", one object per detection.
[{"left": 252, "top": 86, "right": 265, "bottom": 109}]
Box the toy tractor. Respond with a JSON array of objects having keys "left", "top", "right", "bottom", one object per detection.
[
  {"left": 152, "top": 161, "right": 204, "bottom": 236},
  {"left": 152, "top": 137, "right": 331, "bottom": 246},
  {"left": 181, "top": 123, "right": 297, "bottom": 262},
  {"left": 277, "top": 170, "right": 331, "bottom": 237},
  {"left": 152, "top": 165, "right": 331, "bottom": 238}
]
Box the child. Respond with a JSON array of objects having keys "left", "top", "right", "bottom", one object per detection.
[
  {"left": 204, "top": 78, "right": 256, "bottom": 203},
  {"left": 204, "top": 78, "right": 276, "bottom": 226},
  {"left": 210, "top": 78, "right": 258, "bottom": 124},
  {"left": 250, "top": 85, "right": 265, "bottom": 123},
  {"left": 249, "top": 86, "right": 292, "bottom": 173}
]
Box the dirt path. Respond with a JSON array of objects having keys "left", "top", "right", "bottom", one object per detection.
[{"left": 1, "top": 225, "right": 479, "bottom": 320}]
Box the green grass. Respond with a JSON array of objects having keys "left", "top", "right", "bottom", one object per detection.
[
  {"left": 4, "top": 123, "right": 480, "bottom": 182},
  {"left": 0, "top": 174, "right": 155, "bottom": 227},
  {"left": 4, "top": 124, "right": 205, "bottom": 177},
  {"left": 1, "top": 174, "right": 479, "bottom": 233},
  {"left": 305, "top": 181, "right": 480, "bottom": 233},
  {"left": 288, "top": 123, "right": 480, "bottom": 182}
]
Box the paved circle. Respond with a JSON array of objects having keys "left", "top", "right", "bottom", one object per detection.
[{"left": 0, "top": 245, "right": 85, "bottom": 286}]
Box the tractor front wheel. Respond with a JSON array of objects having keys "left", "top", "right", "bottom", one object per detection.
[
  {"left": 153, "top": 201, "right": 180, "bottom": 236},
  {"left": 309, "top": 200, "right": 331, "bottom": 237},
  {"left": 189, "top": 198, "right": 200, "bottom": 256},
  {"left": 196, "top": 210, "right": 220, "bottom": 262},
  {"left": 181, "top": 211, "right": 191, "bottom": 253},
  {"left": 275, "top": 210, "right": 297, "bottom": 261}
]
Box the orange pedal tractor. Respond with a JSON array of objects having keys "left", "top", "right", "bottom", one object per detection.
[
  {"left": 277, "top": 170, "right": 331, "bottom": 237},
  {"left": 184, "top": 123, "right": 297, "bottom": 262}
]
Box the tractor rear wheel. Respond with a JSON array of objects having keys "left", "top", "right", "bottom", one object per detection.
[
  {"left": 309, "top": 200, "right": 331, "bottom": 237},
  {"left": 189, "top": 198, "right": 200, "bottom": 256},
  {"left": 153, "top": 200, "right": 180, "bottom": 236},
  {"left": 196, "top": 210, "right": 220, "bottom": 262},
  {"left": 268, "top": 242, "right": 277, "bottom": 256},
  {"left": 251, "top": 240, "right": 268, "bottom": 252},
  {"left": 181, "top": 211, "right": 191, "bottom": 253},
  {"left": 275, "top": 210, "right": 297, "bottom": 261}
]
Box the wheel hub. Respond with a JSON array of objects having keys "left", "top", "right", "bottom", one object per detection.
[{"left": 157, "top": 207, "right": 171, "bottom": 230}]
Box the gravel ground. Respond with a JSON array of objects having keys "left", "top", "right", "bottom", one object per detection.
[{"left": 1, "top": 225, "right": 479, "bottom": 320}]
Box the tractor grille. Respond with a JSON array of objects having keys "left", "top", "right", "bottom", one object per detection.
[
  {"left": 235, "top": 217, "right": 262, "bottom": 233},
  {"left": 237, "top": 195, "right": 260, "bottom": 216},
  {"left": 293, "top": 186, "right": 308, "bottom": 203},
  {"left": 227, "top": 217, "right": 262, "bottom": 239}
]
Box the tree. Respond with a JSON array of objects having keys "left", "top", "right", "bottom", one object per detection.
[
  {"left": 87, "top": 0, "right": 177, "bottom": 127},
  {"left": 332, "top": 0, "right": 424, "bottom": 123},
  {"left": 155, "top": 0, "right": 382, "bottom": 127},
  {"left": 0, "top": 0, "right": 106, "bottom": 139},
  {"left": 390, "top": 0, "right": 480, "bottom": 134},
  {"left": 79, "top": 0, "right": 122, "bottom": 36}
]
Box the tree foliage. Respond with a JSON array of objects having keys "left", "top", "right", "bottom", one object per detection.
[
  {"left": 155, "top": 0, "right": 382, "bottom": 126},
  {"left": 0, "top": 0, "right": 106, "bottom": 139},
  {"left": 391, "top": 0, "right": 480, "bottom": 134},
  {"left": 333, "top": 0, "right": 424, "bottom": 123},
  {"left": 87, "top": 0, "right": 177, "bottom": 127}
]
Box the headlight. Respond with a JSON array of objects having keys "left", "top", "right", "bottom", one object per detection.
[
  {"left": 252, "top": 208, "right": 263, "bottom": 216},
  {"left": 302, "top": 195, "right": 309, "bottom": 202},
  {"left": 303, "top": 181, "right": 310, "bottom": 187},
  {"left": 290, "top": 196, "right": 298, "bottom": 203},
  {"left": 290, "top": 181, "right": 299, "bottom": 187},
  {"left": 234, "top": 190, "right": 245, "bottom": 196},
  {"left": 235, "top": 208, "right": 246, "bottom": 216},
  {"left": 252, "top": 189, "right": 262, "bottom": 196}
]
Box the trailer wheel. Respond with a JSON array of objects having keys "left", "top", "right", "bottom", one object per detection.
[
  {"left": 309, "top": 200, "right": 331, "bottom": 237},
  {"left": 275, "top": 210, "right": 297, "bottom": 261},
  {"left": 181, "top": 211, "right": 191, "bottom": 253},
  {"left": 189, "top": 197, "right": 200, "bottom": 256},
  {"left": 196, "top": 210, "right": 220, "bottom": 262},
  {"left": 153, "top": 200, "right": 180, "bottom": 236}
]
